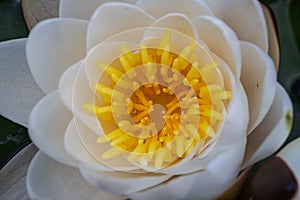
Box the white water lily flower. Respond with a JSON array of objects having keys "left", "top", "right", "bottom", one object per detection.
[{"left": 0, "top": 0, "right": 294, "bottom": 199}]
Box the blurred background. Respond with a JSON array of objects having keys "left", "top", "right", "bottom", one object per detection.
[{"left": 0, "top": 0, "right": 299, "bottom": 170}]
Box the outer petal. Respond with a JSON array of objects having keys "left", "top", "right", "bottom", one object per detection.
[
  {"left": 26, "top": 151, "right": 125, "bottom": 200},
  {"left": 205, "top": 0, "right": 268, "bottom": 52},
  {"left": 135, "top": 0, "right": 213, "bottom": 18},
  {"left": 240, "top": 41, "right": 277, "bottom": 133},
  {"left": 80, "top": 168, "right": 172, "bottom": 195},
  {"left": 242, "top": 83, "right": 293, "bottom": 168},
  {"left": 87, "top": 2, "right": 155, "bottom": 51},
  {"left": 28, "top": 91, "right": 77, "bottom": 167},
  {"left": 130, "top": 138, "right": 246, "bottom": 200},
  {"left": 261, "top": 4, "right": 280, "bottom": 70},
  {"left": 59, "top": 0, "right": 138, "bottom": 20},
  {"left": 26, "top": 18, "right": 88, "bottom": 93},
  {"left": 192, "top": 16, "right": 241, "bottom": 78},
  {"left": 0, "top": 39, "right": 44, "bottom": 127}
]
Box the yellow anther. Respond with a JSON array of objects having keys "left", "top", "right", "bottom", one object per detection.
[
  {"left": 201, "top": 109, "right": 224, "bottom": 121},
  {"left": 134, "top": 103, "right": 149, "bottom": 111},
  {"left": 166, "top": 102, "right": 179, "bottom": 115},
  {"left": 128, "top": 143, "right": 147, "bottom": 161},
  {"left": 97, "top": 62, "right": 123, "bottom": 78},
  {"left": 172, "top": 58, "right": 180, "bottom": 71},
  {"left": 118, "top": 120, "right": 131, "bottom": 129},
  {"left": 199, "top": 105, "right": 212, "bottom": 111},
  {"left": 161, "top": 46, "right": 171, "bottom": 66},
  {"left": 185, "top": 123, "right": 197, "bottom": 137},
  {"left": 111, "top": 74, "right": 130, "bottom": 89},
  {"left": 212, "top": 91, "right": 232, "bottom": 101},
  {"left": 120, "top": 45, "right": 140, "bottom": 65},
  {"left": 199, "top": 121, "right": 215, "bottom": 138},
  {"left": 148, "top": 140, "right": 162, "bottom": 154},
  {"left": 175, "top": 135, "right": 185, "bottom": 157},
  {"left": 154, "top": 148, "right": 168, "bottom": 169},
  {"left": 140, "top": 46, "right": 152, "bottom": 64},
  {"left": 187, "top": 104, "right": 199, "bottom": 115},
  {"left": 157, "top": 30, "right": 171, "bottom": 56},
  {"left": 180, "top": 126, "right": 191, "bottom": 139},
  {"left": 153, "top": 83, "right": 161, "bottom": 95},
  {"left": 127, "top": 98, "right": 134, "bottom": 113},
  {"left": 111, "top": 134, "right": 131, "bottom": 146},
  {"left": 119, "top": 55, "right": 136, "bottom": 78},
  {"left": 199, "top": 84, "right": 223, "bottom": 95},
  {"left": 103, "top": 128, "right": 124, "bottom": 140},
  {"left": 132, "top": 109, "right": 150, "bottom": 123},
  {"left": 177, "top": 41, "right": 197, "bottom": 70},
  {"left": 94, "top": 83, "right": 124, "bottom": 100},
  {"left": 145, "top": 62, "right": 156, "bottom": 82},
  {"left": 198, "top": 99, "right": 211, "bottom": 105},
  {"left": 135, "top": 89, "right": 152, "bottom": 106},
  {"left": 102, "top": 146, "right": 125, "bottom": 159},
  {"left": 83, "top": 104, "right": 112, "bottom": 116},
  {"left": 186, "top": 62, "right": 201, "bottom": 80},
  {"left": 166, "top": 98, "right": 177, "bottom": 108}
]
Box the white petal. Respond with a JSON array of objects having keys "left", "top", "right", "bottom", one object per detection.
[
  {"left": 242, "top": 83, "right": 293, "bottom": 167},
  {"left": 130, "top": 138, "right": 246, "bottom": 200},
  {"left": 59, "top": 61, "right": 102, "bottom": 135},
  {"left": 242, "top": 83, "right": 293, "bottom": 168},
  {"left": 240, "top": 41, "right": 277, "bottom": 133},
  {"left": 277, "top": 138, "right": 300, "bottom": 200},
  {"left": 80, "top": 168, "right": 172, "bottom": 195},
  {"left": 0, "top": 38, "right": 44, "bottom": 127},
  {"left": 192, "top": 16, "right": 241, "bottom": 78},
  {"left": 87, "top": 2, "right": 155, "bottom": 51},
  {"left": 67, "top": 117, "right": 140, "bottom": 171},
  {"left": 59, "top": 0, "right": 138, "bottom": 20},
  {"left": 27, "top": 151, "right": 125, "bottom": 200},
  {"left": 26, "top": 18, "right": 88, "bottom": 94},
  {"left": 144, "top": 13, "right": 200, "bottom": 41},
  {"left": 135, "top": 0, "right": 213, "bottom": 18},
  {"left": 261, "top": 3, "right": 280, "bottom": 70},
  {"left": 28, "top": 91, "right": 77, "bottom": 167},
  {"left": 205, "top": 0, "right": 268, "bottom": 52}
]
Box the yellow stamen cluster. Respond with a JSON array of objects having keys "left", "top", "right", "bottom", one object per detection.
[{"left": 83, "top": 30, "right": 231, "bottom": 169}]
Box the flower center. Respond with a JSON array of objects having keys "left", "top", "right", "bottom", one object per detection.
[{"left": 83, "top": 30, "right": 231, "bottom": 169}]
